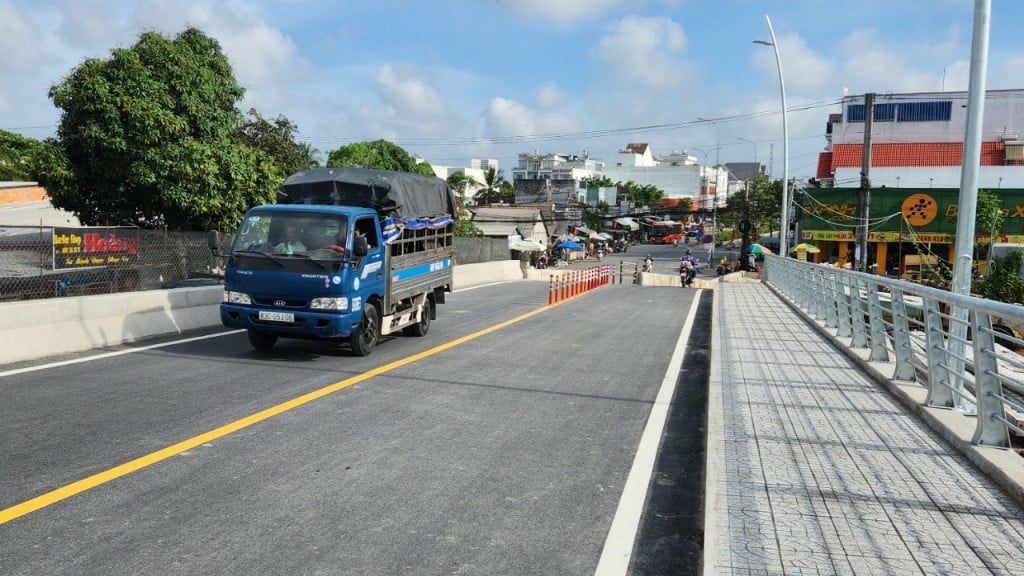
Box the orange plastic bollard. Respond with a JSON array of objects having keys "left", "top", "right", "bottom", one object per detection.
[{"left": 548, "top": 275, "right": 554, "bottom": 305}]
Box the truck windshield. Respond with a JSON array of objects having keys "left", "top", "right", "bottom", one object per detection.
[{"left": 230, "top": 211, "right": 349, "bottom": 262}]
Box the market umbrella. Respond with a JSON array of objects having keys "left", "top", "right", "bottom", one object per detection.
[
  {"left": 557, "top": 239, "right": 582, "bottom": 250},
  {"left": 791, "top": 242, "right": 821, "bottom": 254},
  {"left": 510, "top": 238, "right": 546, "bottom": 252},
  {"left": 749, "top": 243, "right": 773, "bottom": 256}
]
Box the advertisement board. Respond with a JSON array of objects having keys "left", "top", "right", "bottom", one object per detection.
[{"left": 52, "top": 227, "right": 140, "bottom": 270}]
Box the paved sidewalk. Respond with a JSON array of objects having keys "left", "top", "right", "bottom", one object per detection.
[{"left": 705, "top": 282, "right": 1024, "bottom": 575}]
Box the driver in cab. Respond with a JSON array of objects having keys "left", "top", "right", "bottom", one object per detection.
[{"left": 274, "top": 225, "right": 307, "bottom": 254}]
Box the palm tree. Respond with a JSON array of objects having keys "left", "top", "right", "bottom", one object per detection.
[
  {"left": 446, "top": 172, "right": 480, "bottom": 205},
  {"left": 300, "top": 142, "right": 322, "bottom": 169},
  {"left": 474, "top": 167, "right": 507, "bottom": 205}
]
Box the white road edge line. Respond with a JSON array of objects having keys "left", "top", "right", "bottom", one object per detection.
[
  {"left": 593, "top": 289, "right": 703, "bottom": 576},
  {"left": 0, "top": 330, "right": 245, "bottom": 379}
]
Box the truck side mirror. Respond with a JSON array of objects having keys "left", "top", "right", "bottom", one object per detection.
[
  {"left": 352, "top": 234, "right": 369, "bottom": 257},
  {"left": 207, "top": 230, "right": 221, "bottom": 255}
]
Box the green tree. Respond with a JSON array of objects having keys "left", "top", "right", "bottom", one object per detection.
[
  {"left": 976, "top": 250, "right": 1024, "bottom": 304},
  {"left": 474, "top": 166, "right": 508, "bottom": 204},
  {"left": 746, "top": 175, "right": 781, "bottom": 236},
  {"left": 35, "top": 27, "right": 279, "bottom": 231},
  {"left": 676, "top": 196, "right": 693, "bottom": 215},
  {"left": 0, "top": 130, "right": 42, "bottom": 180},
  {"left": 976, "top": 189, "right": 1005, "bottom": 258},
  {"left": 299, "top": 142, "right": 322, "bottom": 169},
  {"left": 620, "top": 180, "right": 664, "bottom": 208},
  {"left": 446, "top": 171, "right": 481, "bottom": 203},
  {"left": 582, "top": 200, "right": 611, "bottom": 231},
  {"left": 326, "top": 139, "right": 435, "bottom": 176},
  {"left": 581, "top": 175, "right": 615, "bottom": 188},
  {"left": 238, "top": 108, "right": 309, "bottom": 177},
  {"left": 455, "top": 206, "right": 483, "bottom": 237}
]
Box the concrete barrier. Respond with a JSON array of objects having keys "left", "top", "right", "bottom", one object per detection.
[
  {"left": 1, "top": 261, "right": 528, "bottom": 367},
  {"left": 2, "top": 286, "right": 223, "bottom": 366},
  {"left": 451, "top": 260, "right": 523, "bottom": 289}
]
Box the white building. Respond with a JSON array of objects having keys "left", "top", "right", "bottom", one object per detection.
[
  {"left": 430, "top": 159, "right": 500, "bottom": 202},
  {"left": 510, "top": 144, "right": 729, "bottom": 210},
  {"left": 818, "top": 89, "right": 1024, "bottom": 189},
  {"left": 615, "top": 143, "right": 658, "bottom": 167}
]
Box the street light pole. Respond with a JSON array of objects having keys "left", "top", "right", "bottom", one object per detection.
[
  {"left": 755, "top": 15, "right": 790, "bottom": 258},
  {"left": 697, "top": 117, "right": 721, "bottom": 222}
]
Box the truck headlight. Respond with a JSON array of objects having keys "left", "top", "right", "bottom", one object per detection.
[
  {"left": 310, "top": 297, "right": 348, "bottom": 311},
  {"left": 224, "top": 291, "right": 252, "bottom": 305}
]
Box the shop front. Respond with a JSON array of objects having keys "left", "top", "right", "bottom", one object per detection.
[{"left": 797, "top": 187, "right": 1024, "bottom": 277}]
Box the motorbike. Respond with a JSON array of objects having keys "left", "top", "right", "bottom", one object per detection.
[
  {"left": 716, "top": 261, "right": 733, "bottom": 276},
  {"left": 680, "top": 261, "right": 696, "bottom": 287}
]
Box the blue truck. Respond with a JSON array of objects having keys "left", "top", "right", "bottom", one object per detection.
[{"left": 211, "top": 167, "right": 456, "bottom": 355}]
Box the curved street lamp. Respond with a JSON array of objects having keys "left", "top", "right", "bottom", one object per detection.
[
  {"left": 737, "top": 136, "right": 758, "bottom": 164},
  {"left": 754, "top": 15, "right": 790, "bottom": 257}
]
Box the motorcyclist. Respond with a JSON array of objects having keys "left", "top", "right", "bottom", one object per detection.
[
  {"left": 680, "top": 257, "right": 694, "bottom": 287},
  {"left": 643, "top": 254, "right": 653, "bottom": 273},
  {"left": 717, "top": 255, "right": 731, "bottom": 275},
  {"left": 680, "top": 250, "right": 697, "bottom": 284}
]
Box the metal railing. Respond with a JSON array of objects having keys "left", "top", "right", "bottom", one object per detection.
[{"left": 763, "top": 254, "right": 1024, "bottom": 448}]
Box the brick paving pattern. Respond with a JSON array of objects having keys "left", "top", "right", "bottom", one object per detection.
[{"left": 708, "top": 282, "right": 1024, "bottom": 575}]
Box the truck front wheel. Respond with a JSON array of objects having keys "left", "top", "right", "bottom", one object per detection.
[
  {"left": 248, "top": 329, "right": 278, "bottom": 351},
  {"left": 350, "top": 302, "right": 380, "bottom": 356}
]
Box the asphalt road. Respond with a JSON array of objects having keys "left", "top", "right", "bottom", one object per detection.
[{"left": 1, "top": 279, "right": 709, "bottom": 576}]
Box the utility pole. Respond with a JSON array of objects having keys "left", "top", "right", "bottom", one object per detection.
[
  {"left": 740, "top": 181, "right": 752, "bottom": 271},
  {"left": 856, "top": 92, "right": 875, "bottom": 272}
]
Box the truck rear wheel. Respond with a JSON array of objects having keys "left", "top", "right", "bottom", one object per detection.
[
  {"left": 403, "top": 299, "right": 432, "bottom": 337},
  {"left": 350, "top": 302, "right": 379, "bottom": 356},
  {"left": 248, "top": 329, "right": 277, "bottom": 351}
]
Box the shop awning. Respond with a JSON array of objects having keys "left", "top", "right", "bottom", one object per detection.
[{"left": 614, "top": 217, "right": 640, "bottom": 231}]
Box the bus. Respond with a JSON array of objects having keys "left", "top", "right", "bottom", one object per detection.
[{"left": 640, "top": 219, "right": 684, "bottom": 244}]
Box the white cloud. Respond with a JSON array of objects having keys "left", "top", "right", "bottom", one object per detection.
[
  {"left": 752, "top": 32, "right": 834, "bottom": 96},
  {"left": 835, "top": 29, "right": 945, "bottom": 95},
  {"left": 0, "top": 1, "right": 55, "bottom": 74},
  {"left": 502, "top": 0, "right": 632, "bottom": 22},
  {"left": 536, "top": 84, "right": 567, "bottom": 110},
  {"left": 483, "top": 97, "right": 580, "bottom": 138},
  {"left": 370, "top": 63, "right": 462, "bottom": 138},
  {"left": 590, "top": 15, "right": 689, "bottom": 91}
]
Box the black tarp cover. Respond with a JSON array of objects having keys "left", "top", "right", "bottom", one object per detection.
[{"left": 277, "top": 167, "right": 456, "bottom": 219}]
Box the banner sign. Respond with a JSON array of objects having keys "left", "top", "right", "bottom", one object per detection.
[
  {"left": 800, "top": 187, "right": 1024, "bottom": 235},
  {"left": 52, "top": 227, "right": 140, "bottom": 270}
]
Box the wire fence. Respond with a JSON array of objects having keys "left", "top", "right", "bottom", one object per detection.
[
  {"left": 0, "top": 226, "right": 227, "bottom": 301},
  {"left": 0, "top": 225, "right": 518, "bottom": 302}
]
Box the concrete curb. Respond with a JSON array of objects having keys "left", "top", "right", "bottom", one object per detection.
[
  {"left": 702, "top": 284, "right": 724, "bottom": 575},
  {"left": 762, "top": 279, "right": 1024, "bottom": 510}
]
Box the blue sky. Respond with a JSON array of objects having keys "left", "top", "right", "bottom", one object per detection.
[{"left": 2, "top": 0, "right": 1022, "bottom": 184}]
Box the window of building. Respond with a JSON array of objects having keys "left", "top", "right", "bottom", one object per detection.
[
  {"left": 874, "top": 103, "right": 896, "bottom": 121},
  {"left": 846, "top": 102, "right": 897, "bottom": 122},
  {"left": 897, "top": 101, "right": 952, "bottom": 122}
]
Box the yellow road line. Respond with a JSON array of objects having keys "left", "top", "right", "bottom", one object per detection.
[{"left": 0, "top": 304, "right": 550, "bottom": 526}]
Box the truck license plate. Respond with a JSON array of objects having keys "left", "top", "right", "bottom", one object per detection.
[{"left": 258, "top": 310, "right": 294, "bottom": 323}]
